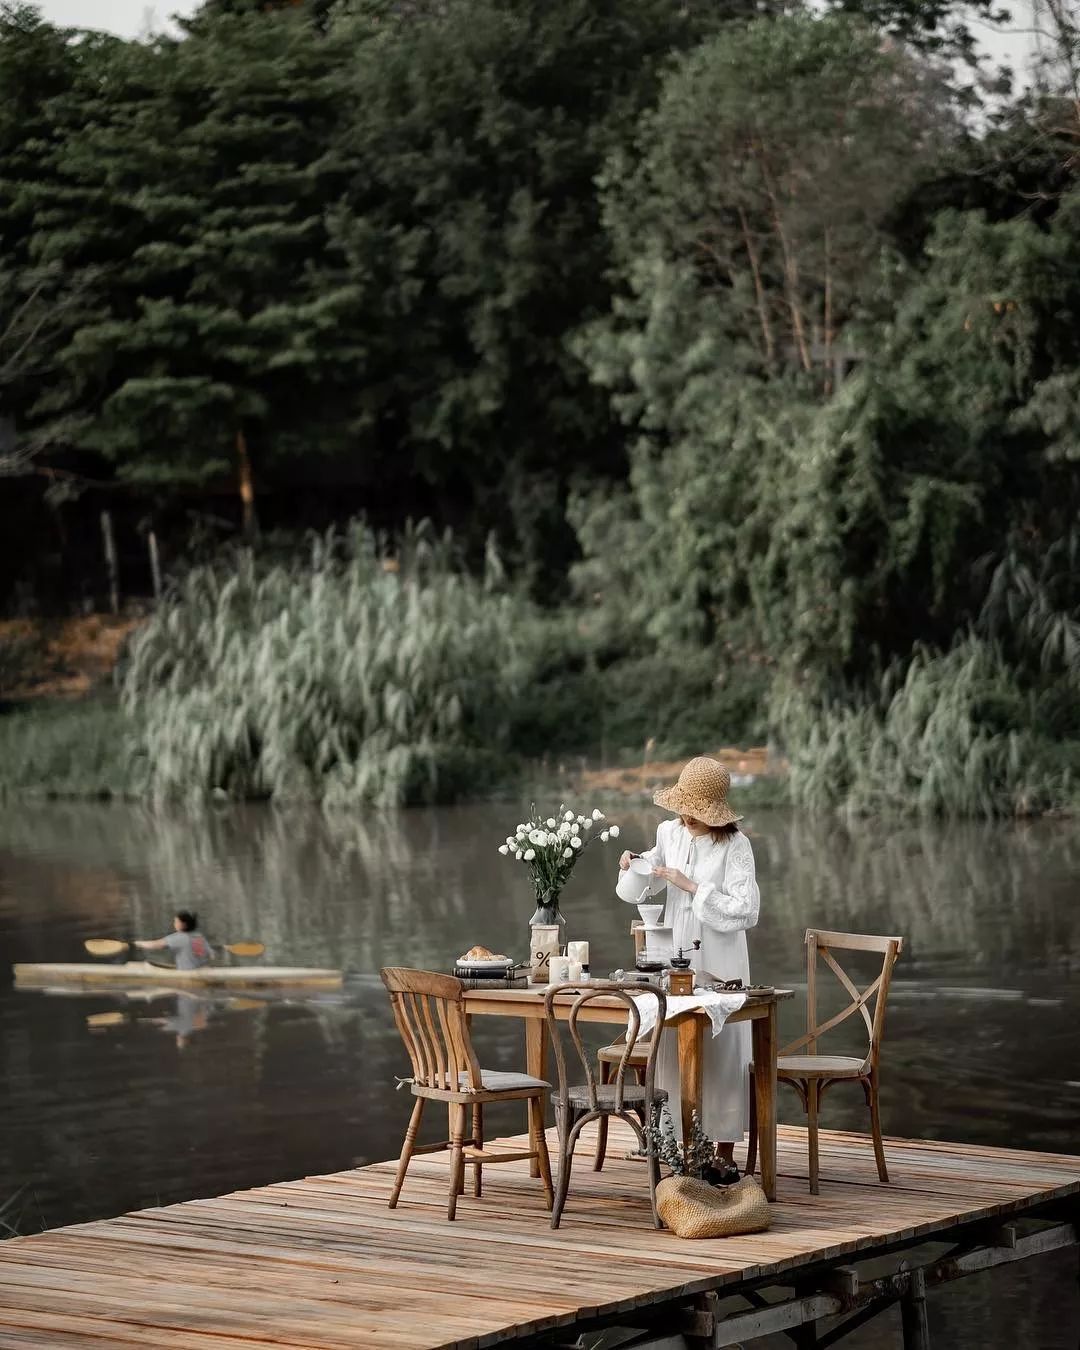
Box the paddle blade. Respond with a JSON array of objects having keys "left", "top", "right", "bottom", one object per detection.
[
  {"left": 87, "top": 1011, "right": 126, "bottom": 1029},
  {"left": 223, "top": 942, "right": 264, "bottom": 958},
  {"left": 85, "top": 939, "right": 129, "bottom": 958}
]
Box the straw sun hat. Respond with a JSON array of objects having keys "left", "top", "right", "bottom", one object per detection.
[{"left": 653, "top": 756, "right": 743, "bottom": 828}]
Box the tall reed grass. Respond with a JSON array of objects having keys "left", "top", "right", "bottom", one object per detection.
[
  {"left": 774, "top": 638, "right": 1074, "bottom": 819},
  {"left": 121, "top": 523, "right": 535, "bottom": 805},
  {"left": 0, "top": 701, "right": 135, "bottom": 799}
]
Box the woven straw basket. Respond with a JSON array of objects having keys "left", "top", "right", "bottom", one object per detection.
[{"left": 655, "top": 1175, "right": 770, "bottom": 1239}]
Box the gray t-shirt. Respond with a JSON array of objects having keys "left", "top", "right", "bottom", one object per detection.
[{"left": 163, "top": 930, "right": 214, "bottom": 970}]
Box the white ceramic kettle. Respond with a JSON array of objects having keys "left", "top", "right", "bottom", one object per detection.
[{"left": 615, "top": 856, "right": 655, "bottom": 903}]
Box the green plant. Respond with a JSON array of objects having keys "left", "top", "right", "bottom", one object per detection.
[
  {"left": 0, "top": 625, "right": 45, "bottom": 694},
  {"left": 773, "top": 638, "right": 1073, "bottom": 819},
  {"left": 0, "top": 699, "right": 135, "bottom": 799},
  {"left": 120, "top": 521, "right": 537, "bottom": 805},
  {"left": 646, "top": 1106, "right": 715, "bottom": 1178}
]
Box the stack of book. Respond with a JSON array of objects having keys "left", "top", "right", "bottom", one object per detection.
[{"left": 452, "top": 963, "right": 530, "bottom": 990}]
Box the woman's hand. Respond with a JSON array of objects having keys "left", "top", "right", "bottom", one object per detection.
[
  {"left": 618, "top": 850, "right": 633, "bottom": 871},
  {"left": 652, "top": 866, "right": 697, "bottom": 895}
]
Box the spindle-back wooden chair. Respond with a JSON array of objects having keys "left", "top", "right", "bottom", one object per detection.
[
  {"left": 746, "top": 929, "right": 903, "bottom": 1194},
  {"left": 381, "top": 968, "right": 553, "bottom": 1220},
  {"left": 546, "top": 982, "right": 667, "bottom": 1229}
]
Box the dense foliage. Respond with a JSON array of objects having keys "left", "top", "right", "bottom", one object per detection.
[
  {"left": 1, "top": 0, "right": 1078, "bottom": 814},
  {"left": 120, "top": 525, "right": 533, "bottom": 804}
]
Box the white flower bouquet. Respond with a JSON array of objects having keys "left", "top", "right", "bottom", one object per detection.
[{"left": 499, "top": 805, "right": 619, "bottom": 922}]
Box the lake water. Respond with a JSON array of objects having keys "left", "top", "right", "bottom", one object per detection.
[{"left": 1, "top": 801, "right": 1078, "bottom": 1347}]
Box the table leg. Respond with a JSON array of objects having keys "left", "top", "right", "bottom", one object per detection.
[
  {"left": 751, "top": 1004, "right": 778, "bottom": 1201},
  {"left": 526, "top": 1017, "right": 548, "bottom": 1178},
  {"left": 677, "top": 1015, "right": 704, "bottom": 1143}
]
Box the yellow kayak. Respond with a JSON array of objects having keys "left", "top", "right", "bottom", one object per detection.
[{"left": 14, "top": 961, "right": 343, "bottom": 990}]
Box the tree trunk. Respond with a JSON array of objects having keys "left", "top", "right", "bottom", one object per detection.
[
  {"left": 753, "top": 139, "right": 812, "bottom": 373},
  {"left": 235, "top": 429, "right": 259, "bottom": 541},
  {"left": 148, "top": 529, "right": 163, "bottom": 600},
  {"left": 100, "top": 509, "right": 119, "bottom": 615},
  {"left": 823, "top": 226, "right": 834, "bottom": 396},
  {"left": 738, "top": 206, "right": 776, "bottom": 367}
]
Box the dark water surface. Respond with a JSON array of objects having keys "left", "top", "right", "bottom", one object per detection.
[{"left": 1, "top": 802, "right": 1078, "bottom": 1347}]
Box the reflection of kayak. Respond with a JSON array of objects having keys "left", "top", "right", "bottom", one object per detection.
[{"left": 14, "top": 961, "right": 342, "bottom": 990}]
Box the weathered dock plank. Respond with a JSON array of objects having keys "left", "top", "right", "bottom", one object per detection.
[{"left": 0, "top": 1124, "right": 1077, "bottom": 1349}]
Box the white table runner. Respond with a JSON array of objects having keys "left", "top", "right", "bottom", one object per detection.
[{"left": 631, "top": 988, "right": 747, "bottom": 1038}]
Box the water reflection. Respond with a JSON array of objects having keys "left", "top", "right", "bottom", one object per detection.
[
  {"left": 1, "top": 799, "right": 1078, "bottom": 1345},
  {"left": 2, "top": 802, "right": 1077, "bottom": 975}
]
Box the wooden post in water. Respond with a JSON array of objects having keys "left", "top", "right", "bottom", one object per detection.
[
  {"left": 236, "top": 428, "right": 258, "bottom": 540},
  {"left": 900, "top": 1265, "right": 931, "bottom": 1349},
  {"left": 147, "top": 529, "right": 162, "bottom": 600},
  {"left": 100, "top": 509, "right": 119, "bottom": 614}
]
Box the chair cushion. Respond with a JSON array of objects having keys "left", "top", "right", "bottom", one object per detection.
[
  {"left": 567, "top": 1083, "right": 667, "bottom": 1109},
  {"left": 777, "top": 1055, "right": 866, "bottom": 1078},
  {"left": 467, "top": 1070, "right": 550, "bottom": 1091},
  {"left": 598, "top": 1041, "right": 648, "bottom": 1065}
]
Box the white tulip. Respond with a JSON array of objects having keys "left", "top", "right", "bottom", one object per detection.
[
  {"left": 564, "top": 810, "right": 574, "bottom": 822},
  {"left": 546, "top": 818, "right": 556, "bottom": 828},
  {"left": 563, "top": 847, "right": 573, "bottom": 859},
  {"left": 498, "top": 844, "right": 509, "bottom": 855},
  {"left": 610, "top": 825, "right": 620, "bottom": 838},
  {"left": 600, "top": 830, "right": 609, "bottom": 842},
  {"left": 515, "top": 850, "right": 523, "bottom": 860},
  {"left": 583, "top": 818, "right": 593, "bottom": 830},
  {"left": 524, "top": 849, "right": 535, "bottom": 862},
  {"left": 592, "top": 808, "right": 603, "bottom": 821},
  {"left": 571, "top": 822, "right": 580, "bottom": 835},
  {"left": 576, "top": 815, "right": 586, "bottom": 825},
  {"left": 570, "top": 836, "right": 582, "bottom": 849}
]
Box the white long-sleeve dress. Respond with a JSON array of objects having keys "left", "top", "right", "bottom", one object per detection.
[{"left": 618, "top": 819, "right": 760, "bottom": 1142}]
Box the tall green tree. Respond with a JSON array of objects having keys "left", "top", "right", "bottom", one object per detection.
[
  {"left": 318, "top": 0, "right": 741, "bottom": 576},
  {"left": 571, "top": 13, "right": 952, "bottom": 649},
  {"left": 0, "top": 5, "right": 108, "bottom": 469},
  {"left": 19, "top": 11, "right": 365, "bottom": 535}
]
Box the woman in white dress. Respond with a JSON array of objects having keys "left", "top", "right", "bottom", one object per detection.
[{"left": 617, "top": 756, "right": 759, "bottom": 1181}]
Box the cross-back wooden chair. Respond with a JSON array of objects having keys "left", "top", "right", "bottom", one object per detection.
[
  {"left": 546, "top": 982, "right": 667, "bottom": 1230},
  {"left": 381, "top": 968, "right": 553, "bottom": 1220},
  {"left": 747, "top": 929, "right": 903, "bottom": 1195}
]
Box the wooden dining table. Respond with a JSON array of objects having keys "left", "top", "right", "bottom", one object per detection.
[{"left": 463, "top": 984, "right": 792, "bottom": 1201}]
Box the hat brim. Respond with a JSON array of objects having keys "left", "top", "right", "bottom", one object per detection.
[{"left": 653, "top": 784, "right": 742, "bottom": 828}]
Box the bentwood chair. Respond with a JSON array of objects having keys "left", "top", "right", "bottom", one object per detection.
[
  {"left": 593, "top": 1035, "right": 648, "bottom": 1170},
  {"left": 546, "top": 982, "right": 667, "bottom": 1229},
  {"left": 381, "top": 968, "right": 554, "bottom": 1220},
  {"left": 591, "top": 927, "right": 652, "bottom": 1170},
  {"left": 746, "top": 929, "right": 904, "bottom": 1195}
]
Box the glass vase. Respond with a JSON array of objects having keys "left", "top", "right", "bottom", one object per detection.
[{"left": 529, "top": 893, "right": 564, "bottom": 927}]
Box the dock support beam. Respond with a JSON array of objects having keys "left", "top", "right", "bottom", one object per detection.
[{"left": 900, "top": 1266, "right": 930, "bottom": 1350}]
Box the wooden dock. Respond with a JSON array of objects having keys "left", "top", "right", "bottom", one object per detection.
[{"left": 0, "top": 1123, "right": 1077, "bottom": 1349}]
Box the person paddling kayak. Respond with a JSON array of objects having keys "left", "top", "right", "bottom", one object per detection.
[{"left": 134, "top": 911, "right": 214, "bottom": 970}]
